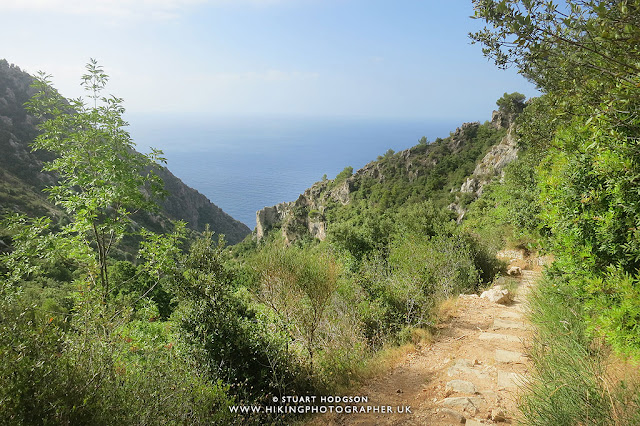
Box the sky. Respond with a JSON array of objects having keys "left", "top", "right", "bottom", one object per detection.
[{"left": 0, "top": 0, "right": 539, "bottom": 121}]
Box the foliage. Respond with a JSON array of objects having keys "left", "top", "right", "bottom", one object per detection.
[
  {"left": 0, "top": 290, "right": 234, "bottom": 425},
  {"left": 251, "top": 243, "right": 340, "bottom": 373},
  {"left": 174, "top": 230, "right": 312, "bottom": 411},
  {"left": 520, "top": 273, "right": 640, "bottom": 425},
  {"left": 1, "top": 62, "right": 249, "bottom": 424},
  {"left": 471, "top": 0, "right": 640, "bottom": 356},
  {"left": 470, "top": 0, "right": 640, "bottom": 99},
  {"left": 25, "top": 59, "right": 166, "bottom": 299},
  {"left": 496, "top": 91, "right": 526, "bottom": 116}
]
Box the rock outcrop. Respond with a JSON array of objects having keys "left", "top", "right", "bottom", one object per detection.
[
  {"left": 459, "top": 128, "right": 518, "bottom": 198},
  {"left": 256, "top": 178, "right": 354, "bottom": 244},
  {"left": 449, "top": 112, "right": 520, "bottom": 221},
  {"left": 255, "top": 120, "right": 486, "bottom": 244}
]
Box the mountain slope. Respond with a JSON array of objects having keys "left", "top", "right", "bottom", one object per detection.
[
  {"left": 0, "top": 59, "right": 250, "bottom": 244},
  {"left": 255, "top": 112, "right": 517, "bottom": 245}
]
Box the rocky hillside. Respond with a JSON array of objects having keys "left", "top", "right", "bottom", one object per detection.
[
  {"left": 256, "top": 110, "right": 518, "bottom": 245},
  {"left": 0, "top": 59, "right": 250, "bottom": 244}
]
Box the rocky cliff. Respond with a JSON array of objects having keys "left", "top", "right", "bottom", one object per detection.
[
  {"left": 0, "top": 59, "right": 250, "bottom": 244},
  {"left": 255, "top": 178, "right": 353, "bottom": 244},
  {"left": 449, "top": 111, "right": 519, "bottom": 221},
  {"left": 255, "top": 117, "right": 510, "bottom": 244}
]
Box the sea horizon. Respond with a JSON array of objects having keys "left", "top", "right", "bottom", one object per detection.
[{"left": 128, "top": 114, "right": 475, "bottom": 228}]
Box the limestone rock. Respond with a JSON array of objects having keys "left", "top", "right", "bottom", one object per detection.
[
  {"left": 495, "top": 349, "right": 528, "bottom": 364},
  {"left": 497, "top": 371, "right": 528, "bottom": 389},
  {"left": 445, "top": 380, "right": 477, "bottom": 395},
  {"left": 443, "top": 396, "right": 484, "bottom": 416},
  {"left": 255, "top": 202, "right": 293, "bottom": 241},
  {"left": 478, "top": 332, "right": 520, "bottom": 343},
  {"left": 496, "top": 248, "right": 526, "bottom": 262},
  {"left": 490, "top": 408, "right": 506, "bottom": 422},
  {"left": 440, "top": 408, "right": 466, "bottom": 423},
  {"left": 507, "top": 265, "right": 522, "bottom": 276},
  {"left": 480, "top": 285, "right": 513, "bottom": 304},
  {"left": 449, "top": 123, "right": 519, "bottom": 220}
]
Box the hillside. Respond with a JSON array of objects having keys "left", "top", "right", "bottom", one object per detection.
[
  {"left": 255, "top": 109, "right": 516, "bottom": 245},
  {"left": 0, "top": 59, "right": 250, "bottom": 244},
  {"left": 3, "top": 2, "right": 640, "bottom": 424}
]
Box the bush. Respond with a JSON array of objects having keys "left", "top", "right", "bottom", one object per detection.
[{"left": 520, "top": 273, "right": 640, "bottom": 425}]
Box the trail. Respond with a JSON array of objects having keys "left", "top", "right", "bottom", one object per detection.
[{"left": 308, "top": 262, "right": 542, "bottom": 425}]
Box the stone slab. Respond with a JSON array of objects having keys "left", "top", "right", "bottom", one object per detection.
[
  {"left": 497, "top": 370, "right": 528, "bottom": 388},
  {"left": 478, "top": 332, "right": 520, "bottom": 343},
  {"left": 446, "top": 379, "right": 477, "bottom": 395},
  {"left": 494, "top": 318, "right": 529, "bottom": 330},
  {"left": 495, "top": 349, "right": 528, "bottom": 363}
]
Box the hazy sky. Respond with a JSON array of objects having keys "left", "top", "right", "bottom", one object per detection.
[{"left": 1, "top": 0, "right": 538, "bottom": 121}]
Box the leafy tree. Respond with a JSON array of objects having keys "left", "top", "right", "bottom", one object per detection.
[
  {"left": 496, "top": 91, "right": 525, "bottom": 116},
  {"left": 470, "top": 0, "right": 640, "bottom": 98},
  {"left": 335, "top": 165, "right": 353, "bottom": 182},
  {"left": 26, "top": 59, "right": 166, "bottom": 300},
  {"left": 471, "top": 0, "right": 640, "bottom": 355},
  {"left": 252, "top": 243, "right": 340, "bottom": 375}
]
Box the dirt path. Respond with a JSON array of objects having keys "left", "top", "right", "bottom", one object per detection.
[{"left": 308, "top": 268, "right": 541, "bottom": 425}]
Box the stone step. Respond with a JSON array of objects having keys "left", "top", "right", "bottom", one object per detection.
[
  {"left": 442, "top": 396, "right": 485, "bottom": 416},
  {"left": 497, "top": 310, "right": 523, "bottom": 320},
  {"left": 495, "top": 349, "right": 528, "bottom": 363},
  {"left": 478, "top": 332, "right": 521, "bottom": 343},
  {"left": 447, "top": 359, "right": 492, "bottom": 379},
  {"left": 497, "top": 370, "right": 528, "bottom": 389},
  {"left": 445, "top": 379, "right": 477, "bottom": 395},
  {"left": 493, "top": 318, "right": 529, "bottom": 330}
]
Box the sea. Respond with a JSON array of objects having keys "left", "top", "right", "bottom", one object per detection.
[{"left": 127, "top": 115, "right": 464, "bottom": 229}]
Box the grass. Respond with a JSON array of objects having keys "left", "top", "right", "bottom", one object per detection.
[
  {"left": 519, "top": 274, "right": 640, "bottom": 425},
  {"left": 326, "top": 297, "right": 458, "bottom": 395}
]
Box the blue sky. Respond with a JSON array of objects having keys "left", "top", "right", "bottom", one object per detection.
[{"left": 0, "top": 0, "right": 539, "bottom": 121}]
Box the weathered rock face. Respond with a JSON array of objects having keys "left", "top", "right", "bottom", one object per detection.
[
  {"left": 480, "top": 285, "right": 513, "bottom": 305},
  {"left": 255, "top": 178, "right": 353, "bottom": 244},
  {"left": 459, "top": 128, "right": 518, "bottom": 198},
  {"left": 255, "top": 202, "right": 293, "bottom": 241},
  {"left": 254, "top": 119, "right": 496, "bottom": 244},
  {"left": 449, "top": 112, "right": 519, "bottom": 221}
]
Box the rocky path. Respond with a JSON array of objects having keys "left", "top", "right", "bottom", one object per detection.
[{"left": 309, "top": 268, "right": 542, "bottom": 425}]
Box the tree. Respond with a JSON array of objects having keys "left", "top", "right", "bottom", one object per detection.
[
  {"left": 253, "top": 244, "right": 339, "bottom": 374},
  {"left": 496, "top": 92, "right": 526, "bottom": 116},
  {"left": 470, "top": 0, "right": 640, "bottom": 355},
  {"left": 470, "top": 0, "right": 640, "bottom": 102},
  {"left": 26, "top": 59, "right": 166, "bottom": 300}
]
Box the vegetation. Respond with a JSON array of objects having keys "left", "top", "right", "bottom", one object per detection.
[
  {"left": 0, "top": 59, "right": 250, "bottom": 244},
  {"left": 470, "top": 0, "right": 640, "bottom": 423},
  {"left": 0, "top": 59, "right": 510, "bottom": 424},
  {"left": 520, "top": 273, "right": 640, "bottom": 425},
  {"left": 4, "top": 1, "right": 640, "bottom": 422},
  {"left": 0, "top": 62, "right": 284, "bottom": 424}
]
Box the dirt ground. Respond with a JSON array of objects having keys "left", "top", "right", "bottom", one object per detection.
[{"left": 306, "top": 265, "right": 541, "bottom": 426}]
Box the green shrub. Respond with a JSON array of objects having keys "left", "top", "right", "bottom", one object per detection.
[{"left": 520, "top": 273, "right": 640, "bottom": 425}]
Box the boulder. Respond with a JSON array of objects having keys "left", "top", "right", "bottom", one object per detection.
[
  {"left": 480, "top": 285, "right": 513, "bottom": 304},
  {"left": 507, "top": 266, "right": 521, "bottom": 276}
]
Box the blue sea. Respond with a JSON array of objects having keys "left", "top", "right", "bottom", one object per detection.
[{"left": 127, "top": 115, "right": 463, "bottom": 228}]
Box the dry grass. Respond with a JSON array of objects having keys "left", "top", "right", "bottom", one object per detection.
[{"left": 434, "top": 296, "right": 460, "bottom": 323}]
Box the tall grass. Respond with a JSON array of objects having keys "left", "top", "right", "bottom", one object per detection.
[{"left": 519, "top": 274, "right": 640, "bottom": 425}]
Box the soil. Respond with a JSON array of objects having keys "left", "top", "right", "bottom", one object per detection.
[{"left": 306, "top": 264, "right": 542, "bottom": 425}]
